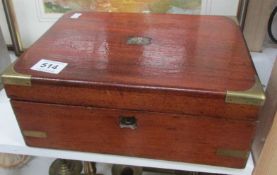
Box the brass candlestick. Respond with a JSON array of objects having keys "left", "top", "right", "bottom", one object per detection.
[
  {"left": 49, "top": 159, "right": 83, "bottom": 175},
  {"left": 49, "top": 159, "right": 99, "bottom": 175}
]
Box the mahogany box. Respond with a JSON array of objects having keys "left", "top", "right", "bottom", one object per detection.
[{"left": 1, "top": 12, "right": 265, "bottom": 168}]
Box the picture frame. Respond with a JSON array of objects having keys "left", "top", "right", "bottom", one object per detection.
[
  {"left": 2, "top": 0, "right": 242, "bottom": 56},
  {"left": 0, "top": 26, "right": 11, "bottom": 89},
  {"left": 2, "top": 0, "right": 23, "bottom": 56}
]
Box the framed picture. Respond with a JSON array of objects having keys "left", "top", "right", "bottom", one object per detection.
[
  {"left": 36, "top": 0, "right": 205, "bottom": 21},
  {"left": 1, "top": 0, "right": 240, "bottom": 56}
]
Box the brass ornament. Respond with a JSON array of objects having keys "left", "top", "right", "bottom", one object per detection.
[
  {"left": 49, "top": 159, "right": 101, "bottom": 175},
  {"left": 49, "top": 159, "right": 83, "bottom": 175}
]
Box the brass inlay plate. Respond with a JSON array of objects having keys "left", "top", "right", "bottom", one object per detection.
[
  {"left": 225, "top": 76, "right": 266, "bottom": 106},
  {"left": 216, "top": 149, "right": 249, "bottom": 159},
  {"left": 23, "top": 130, "right": 47, "bottom": 138},
  {"left": 1, "top": 63, "right": 31, "bottom": 86},
  {"left": 127, "top": 36, "right": 152, "bottom": 45}
]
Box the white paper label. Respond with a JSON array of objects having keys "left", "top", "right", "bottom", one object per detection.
[
  {"left": 31, "top": 59, "right": 68, "bottom": 74},
  {"left": 70, "top": 13, "right": 82, "bottom": 19}
]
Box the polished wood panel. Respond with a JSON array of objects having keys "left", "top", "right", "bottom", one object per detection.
[
  {"left": 12, "top": 100, "right": 255, "bottom": 168},
  {"left": 11, "top": 12, "right": 256, "bottom": 95},
  {"left": 5, "top": 12, "right": 260, "bottom": 119},
  {"left": 5, "top": 84, "right": 259, "bottom": 121}
]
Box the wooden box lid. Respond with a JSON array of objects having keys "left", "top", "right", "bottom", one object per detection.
[{"left": 2, "top": 12, "right": 265, "bottom": 117}]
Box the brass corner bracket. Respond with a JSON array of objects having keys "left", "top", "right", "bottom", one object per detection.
[
  {"left": 225, "top": 76, "right": 266, "bottom": 106},
  {"left": 1, "top": 63, "right": 31, "bottom": 86}
]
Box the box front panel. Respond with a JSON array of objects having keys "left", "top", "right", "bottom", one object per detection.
[{"left": 12, "top": 100, "right": 255, "bottom": 168}]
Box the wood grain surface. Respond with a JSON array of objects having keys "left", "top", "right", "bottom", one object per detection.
[
  {"left": 5, "top": 12, "right": 260, "bottom": 120},
  {"left": 6, "top": 83, "right": 259, "bottom": 121},
  {"left": 11, "top": 12, "right": 256, "bottom": 94},
  {"left": 12, "top": 100, "right": 255, "bottom": 168}
]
